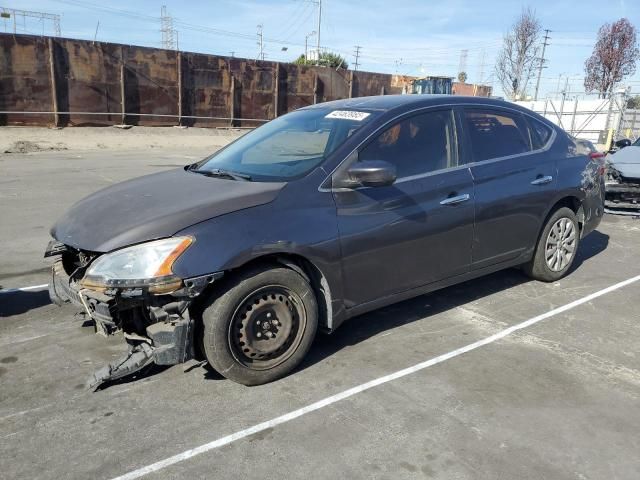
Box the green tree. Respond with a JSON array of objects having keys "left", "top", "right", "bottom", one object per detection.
[
  {"left": 293, "top": 52, "right": 349, "bottom": 69},
  {"left": 457, "top": 71, "right": 468, "bottom": 83}
]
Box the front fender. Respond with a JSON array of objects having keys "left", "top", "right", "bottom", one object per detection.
[{"left": 171, "top": 191, "right": 343, "bottom": 311}]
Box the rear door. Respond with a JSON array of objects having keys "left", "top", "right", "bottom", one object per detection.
[
  {"left": 332, "top": 108, "right": 475, "bottom": 308},
  {"left": 461, "top": 107, "right": 557, "bottom": 269}
]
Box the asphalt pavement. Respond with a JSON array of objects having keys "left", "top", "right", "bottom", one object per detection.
[{"left": 1, "top": 149, "right": 639, "bottom": 480}]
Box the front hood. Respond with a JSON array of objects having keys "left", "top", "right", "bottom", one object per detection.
[
  {"left": 52, "top": 168, "right": 285, "bottom": 252},
  {"left": 609, "top": 146, "right": 640, "bottom": 179}
]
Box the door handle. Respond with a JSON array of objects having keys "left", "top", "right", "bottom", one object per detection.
[
  {"left": 531, "top": 175, "right": 553, "bottom": 185},
  {"left": 440, "top": 193, "right": 470, "bottom": 206}
]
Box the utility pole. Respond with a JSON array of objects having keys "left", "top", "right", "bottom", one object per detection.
[
  {"left": 394, "top": 58, "right": 403, "bottom": 74},
  {"left": 316, "top": 0, "right": 322, "bottom": 65},
  {"left": 353, "top": 45, "right": 361, "bottom": 71},
  {"left": 556, "top": 73, "right": 563, "bottom": 96},
  {"left": 534, "top": 29, "right": 551, "bottom": 101},
  {"left": 257, "top": 24, "right": 264, "bottom": 61}
]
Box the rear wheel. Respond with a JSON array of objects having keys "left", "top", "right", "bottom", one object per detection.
[
  {"left": 201, "top": 266, "right": 318, "bottom": 385},
  {"left": 524, "top": 207, "right": 580, "bottom": 282}
]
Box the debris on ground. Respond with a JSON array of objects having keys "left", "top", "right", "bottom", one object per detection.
[{"left": 4, "top": 140, "right": 68, "bottom": 154}]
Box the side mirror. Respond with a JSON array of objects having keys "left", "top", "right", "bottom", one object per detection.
[
  {"left": 345, "top": 160, "right": 397, "bottom": 188},
  {"left": 615, "top": 138, "right": 631, "bottom": 149}
]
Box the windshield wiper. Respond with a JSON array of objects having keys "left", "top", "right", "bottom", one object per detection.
[{"left": 191, "top": 168, "right": 252, "bottom": 181}]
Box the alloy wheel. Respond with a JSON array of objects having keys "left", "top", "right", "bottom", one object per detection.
[{"left": 545, "top": 217, "right": 576, "bottom": 272}]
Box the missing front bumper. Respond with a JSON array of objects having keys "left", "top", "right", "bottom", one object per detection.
[{"left": 49, "top": 260, "right": 219, "bottom": 390}]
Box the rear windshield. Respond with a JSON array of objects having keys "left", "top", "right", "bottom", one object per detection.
[{"left": 195, "top": 108, "right": 377, "bottom": 181}]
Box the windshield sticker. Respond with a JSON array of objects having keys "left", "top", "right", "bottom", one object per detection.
[{"left": 325, "top": 110, "right": 371, "bottom": 121}]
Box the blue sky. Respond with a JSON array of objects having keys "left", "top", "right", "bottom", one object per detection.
[{"left": 3, "top": 0, "right": 640, "bottom": 98}]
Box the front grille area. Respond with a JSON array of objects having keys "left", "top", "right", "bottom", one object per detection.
[{"left": 60, "top": 246, "right": 99, "bottom": 280}]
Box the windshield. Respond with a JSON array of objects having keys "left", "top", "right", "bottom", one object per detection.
[
  {"left": 194, "top": 108, "right": 377, "bottom": 181},
  {"left": 633, "top": 138, "right": 640, "bottom": 147}
]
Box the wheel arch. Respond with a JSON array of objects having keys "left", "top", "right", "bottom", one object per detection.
[
  {"left": 544, "top": 195, "right": 585, "bottom": 231},
  {"left": 220, "top": 253, "right": 334, "bottom": 332}
]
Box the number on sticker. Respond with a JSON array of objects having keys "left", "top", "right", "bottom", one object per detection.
[{"left": 325, "top": 110, "right": 371, "bottom": 121}]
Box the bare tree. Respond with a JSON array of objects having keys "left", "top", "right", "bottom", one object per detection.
[
  {"left": 584, "top": 18, "right": 639, "bottom": 98},
  {"left": 495, "top": 8, "right": 542, "bottom": 100}
]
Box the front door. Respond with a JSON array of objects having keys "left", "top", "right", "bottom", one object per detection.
[{"left": 332, "top": 108, "right": 475, "bottom": 308}]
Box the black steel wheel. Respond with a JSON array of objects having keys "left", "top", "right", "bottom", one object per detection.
[
  {"left": 200, "top": 265, "right": 318, "bottom": 386},
  {"left": 229, "top": 285, "right": 307, "bottom": 370}
]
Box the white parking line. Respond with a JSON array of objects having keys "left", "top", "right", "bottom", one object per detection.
[
  {"left": 110, "top": 273, "right": 640, "bottom": 480},
  {"left": 0, "top": 284, "right": 48, "bottom": 294}
]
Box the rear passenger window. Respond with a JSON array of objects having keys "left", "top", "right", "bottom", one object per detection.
[
  {"left": 526, "top": 116, "right": 553, "bottom": 150},
  {"left": 463, "top": 109, "right": 531, "bottom": 161}
]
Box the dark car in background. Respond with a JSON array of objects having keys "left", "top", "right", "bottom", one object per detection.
[{"left": 45, "top": 95, "right": 605, "bottom": 389}]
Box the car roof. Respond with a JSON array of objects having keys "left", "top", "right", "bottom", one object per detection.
[{"left": 304, "top": 94, "right": 519, "bottom": 113}]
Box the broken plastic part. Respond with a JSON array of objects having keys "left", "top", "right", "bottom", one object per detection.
[{"left": 87, "top": 342, "right": 156, "bottom": 391}]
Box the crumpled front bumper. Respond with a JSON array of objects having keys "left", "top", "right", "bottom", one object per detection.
[
  {"left": 605, "top": 182, "right": 640, "bottom": 214},
  {"left": 49, "top": 261, "right": 117, "bottom": 334},
  {"left": 49, "top": 257, "right": 220, "bottom": 390}
]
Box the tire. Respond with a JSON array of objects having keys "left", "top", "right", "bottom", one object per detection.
[
  {"left": 200, "top": 265, "right": 318, "bottom": 386},
  {"left": 523, "top": 207, "right": 580, "bottom": 282}
]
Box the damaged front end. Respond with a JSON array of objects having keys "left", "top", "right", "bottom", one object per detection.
[
  {"left": 45, "top": 238, "right": 221, "bottom": 390},
  {"left": 605, "top": 161, "right": 640, "bottom": 215}
]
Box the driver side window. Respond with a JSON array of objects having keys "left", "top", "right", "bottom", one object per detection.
[{"left": 359, "top": 109, "right": 457, "bottom": 179}]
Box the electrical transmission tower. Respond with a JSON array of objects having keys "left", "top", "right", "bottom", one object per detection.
[
  {"left": 256, "top": 24, "right": 264, "bottom": 61},
  {"left": 458, "top": 49, "right": 468, "bottom": 77},
  {"left": 353, "top": 45, "right": 361, "bottom": 71},
  {"left": 534, "top": 29, "right": 551, "bottom": 101},
  {"left": 0, "top": 6, "right": 61, "bottom": 36},
  {"left": 477, "top": 48, "right": 486, "bottom": 84},
  {"left": 160, "top": 5, "right": 177, "bottom": 50}
]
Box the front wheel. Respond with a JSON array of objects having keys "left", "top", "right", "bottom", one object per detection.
[
  {"left": 200, "top": 266, "right": 318, "bottom": 386},
  {"left": 523, "top": 206, "right": 580, "bottom": 282}
]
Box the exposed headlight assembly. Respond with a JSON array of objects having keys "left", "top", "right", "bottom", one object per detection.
[{"left": 82, "top": 237, "right": 193, "bottom": 294}]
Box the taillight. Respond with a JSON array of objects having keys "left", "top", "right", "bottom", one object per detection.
[{"left": 589, "top": 151, "right": 606, "bottom": 175}]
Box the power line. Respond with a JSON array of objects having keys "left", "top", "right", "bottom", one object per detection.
[
  {"left": 534, "top": 29, "right": 551, "bottom": 101},
  {"left": 275, "top": 1, "right": 307, "bottom": 39}
]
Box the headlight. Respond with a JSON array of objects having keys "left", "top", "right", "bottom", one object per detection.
[{"left": 82, "top": 237, "right": 193, "bottom": 293}]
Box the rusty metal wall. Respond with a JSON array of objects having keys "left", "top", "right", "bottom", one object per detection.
[
  {"left": 0, "top": 35, "right": 52, "bottom": 126},
  {"left": 54, "top": 38, "right": 121, "bottom": 126},
  {"left": 0, "top": 33, "right": 410, "bottom": 128}
]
